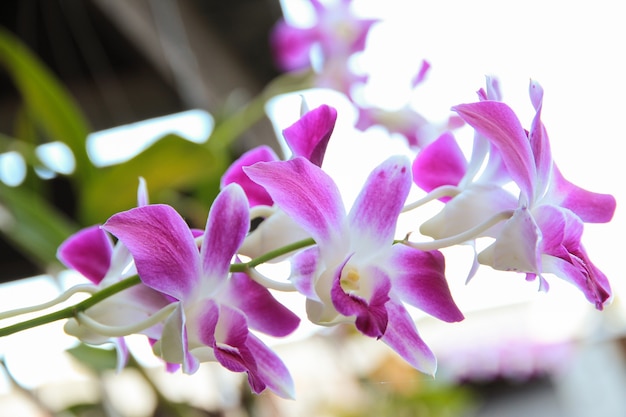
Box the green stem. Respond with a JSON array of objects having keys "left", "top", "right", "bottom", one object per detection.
[
  {"left": 0, "top": 238, "right": 316, "bottom": 337},
  {"left": 230, "top": 237, "right": 316, "bottom": 272},
  {"left": 0, "top": 276, "right": 140, "bottom": 337}
]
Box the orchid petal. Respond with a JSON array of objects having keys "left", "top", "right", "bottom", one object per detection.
[
  {"left": 113, "top": 337, "right": 129, "bottom": 373},
  {"left": 534, "top": 205, "right": 612, "bottom": 309},
  {"left": 213, "top": 305, "right": 249, "bottom": 350},
  {"left": 331, "top": 262, "right": 391, "bottom": 339},
  {"left": 221, "top": 146, "right": 279, "bottom": 207},
  {"left": 380, "top": 299, "right": 437, "bottom": 375},
  {"left": 411, "top": 59, "right": 431, "bottom": 88},
  {"left": 547, "top": 165, "right": 616, "bottom": 223},
  {"left": 289, "top": 246, "right": 321, "bottom": 300},
  {"left": 57, "top": 225, "right": 113, "bottom": 285},
  {"left": 453, "top": 101, "right": 536, "bottom": 200},
  {"left": 244, "top": 157, "right": 345, "bottom": 246},
  {"left": 160, "top": 303, "right": 199, "bottom": 374},
  {"left": 206, "top": 306, "right": 269, "bottom": 394},
  {"left": 349, "top": 155, "right": 411, "bottom": 249},
  {"left": 420, "top": 184, "right": 517, "bottom": 239},
  {"left": 194, "top": 299, "right": 219, "bottom": 347},
  {"left": 529, "top": 79, "right": 544, "bottom": 111},
  {"left": 201, "top": 184, "right": 249, "bottom": 283},
  {"left": 484, "top": 76, "right": 503, "bottom": 101},
  {"left": 137, "top": 176, "right": 149, "bottom": 206},
  {"left": 100, "top": 242, "right": 134, "bottom": 285},
  {"left": 245, "top": 333, "right": 296, "bottom": 399},
  {"left": 283, "top": 104, "right": 337, "bottom": 167},
  {"left": 478, "top": 207, "right": 542, "bottom": 273},
  {"left": 412, "top": 132, "right": 467, "bottom": 201},
  {"left": 389, "top": 245, "right": 463, "bottom": 322},
  {"left": 225, "top": 272, "right": 300, "bottom": 337},
  {"left": 528, "top": 82, "right": 552, "bottom": 200},
  {"left": 103, "top": 204, "right": 201, "bottom": 301}
]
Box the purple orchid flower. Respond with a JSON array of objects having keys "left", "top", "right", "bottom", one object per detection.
[
  {"left": 244, "top": 155, "right": 463, "bottom": 375},
  {"left": 221, "top": 104, "right": 337, "bottom": 260},
  {"left": 450, "top": 80, "right": 616, "bottom": 309},
  {"left": 103, "top": 183, "right": 300, "bottom": 398}
]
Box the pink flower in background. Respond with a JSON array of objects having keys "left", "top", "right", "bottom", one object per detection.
[{"left": 270, "top": 0, "right": 377, "bottom": 98}]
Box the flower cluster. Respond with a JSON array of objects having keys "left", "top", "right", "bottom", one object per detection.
[
  {"left": 0, "top": 0, "right": 616, "bottom": 401},
  {"left": 45, "top": 75, "right": 615, "bottom": 398}
]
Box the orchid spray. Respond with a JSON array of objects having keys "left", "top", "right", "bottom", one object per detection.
[{"left": 0, "top": 0, "right": 617, "bottom": 401}]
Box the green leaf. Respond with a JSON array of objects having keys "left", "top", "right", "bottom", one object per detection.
[
  {"left": 79, "top": 134, "right": 227, "bottom": 225},
  {"left": 0, "top": 183, "right": 78, "bottom": 271},
  {"left": 0, "top": 27, "right": 93, "bottom": 182},
  {"left": 66, "top": 343, "right": 118, "bottom": 374}
]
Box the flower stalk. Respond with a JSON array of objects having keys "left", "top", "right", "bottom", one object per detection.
[{"left": 0, "top": 237, "right": 316, "bottom": 338}]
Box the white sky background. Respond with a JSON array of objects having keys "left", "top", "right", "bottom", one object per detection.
[{"left": 1, "top": 0, "right": 625, "bottom": 398}]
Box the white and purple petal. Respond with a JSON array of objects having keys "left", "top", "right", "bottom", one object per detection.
[
  {"left": 389, "top": 245, "right": 463, "bottom": 323},
  {"left": 160, "top": 303, "right": 199, "bottom": 374},
  {"left": 380, "top": 299, "right": 437, "bottom": 375},
  {"left": 103, "top": 204, "right": 201, "bottom": 301},
  {"left": 200, "top": 184, "right": 249, "bottom": 283},
  {"left": 244, "top": 157, "right": 346, "bottom": 247},
  {"left": 289, "top": 246, "right": 321, "bottom": 300},
  {"left": 348, "top": 155, "right": 411, "bottom": 249},
  {"left": 225, "top": 271, "right": 300, "bottom": 337},
  {"left": 478, "top": 207, "right": 542, "bottom": 274},
  {"left": 244, "top": 333, "right": 296, "bottom": 399},
  {"left": 546, "top": 165, "right": 616, "bottom": 223},
  {"left": 453, "top": 101, "right": 536, "bottom": 201},
  {"left": 331, "top": 262, "right": 391, "bottom": 339},
  {"left": 420, "top": 184, "right": 517, "bottom": 240},
  {"left": 535, "top": 205, "right": 612, "bottom": 309}
]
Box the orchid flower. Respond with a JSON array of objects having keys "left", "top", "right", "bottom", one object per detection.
[
  {"left": 411, "top": 79, "right": 616, "bottom": 309},
  {"left": 455, "top": 81, "right": 615, "bottom": 309},
  {"left": 222, "top": 104, "right": 337, "bottom": 261},
  {"left": 244, "top": 155, "right": 463, "bottom": 375},
  {"left": 102, "top": 183, "right": 300, "bottom": 398}
]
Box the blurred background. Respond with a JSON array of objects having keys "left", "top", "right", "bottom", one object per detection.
[{"left": 1, "top": 0, "right": 625, "bottom": 416}]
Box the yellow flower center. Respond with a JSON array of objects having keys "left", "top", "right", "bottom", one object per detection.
[{"left": 340, "top": 266, "right": 360, "bottom": 291}]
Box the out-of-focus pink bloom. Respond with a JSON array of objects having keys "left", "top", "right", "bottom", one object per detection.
[{"left": 270, "top": 0, "right": 378, "bottom": 98}]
